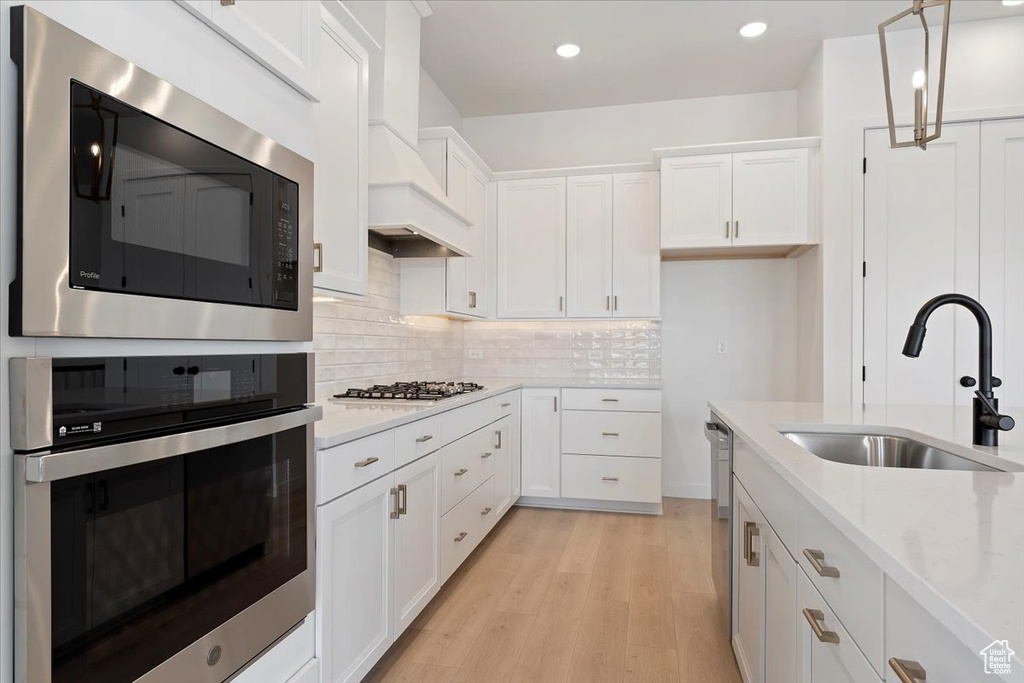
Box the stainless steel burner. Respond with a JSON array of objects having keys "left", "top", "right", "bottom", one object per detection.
[{"left": 333, "top": 381, "right": 485, "bottom": 402}]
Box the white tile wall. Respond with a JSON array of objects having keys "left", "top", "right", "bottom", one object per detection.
[{"left": 313, "top": 251, "right": 662, "bottom": 399}]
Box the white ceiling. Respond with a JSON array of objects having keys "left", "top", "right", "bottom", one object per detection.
[{"left": 420, "top": 0, "right": 1017, "bottom": 118}]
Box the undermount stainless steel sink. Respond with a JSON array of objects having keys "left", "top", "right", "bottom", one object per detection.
[{"left": 780, "top": 431, "right": 996, "bottom": 472}]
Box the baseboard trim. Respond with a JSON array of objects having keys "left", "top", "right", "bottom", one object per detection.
[{"left": 516, "top": 496, "right": 663, "bottom": 515}]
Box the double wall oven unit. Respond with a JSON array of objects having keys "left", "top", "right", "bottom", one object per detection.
[
  {"left": 11, "top": 353, "right": 321, "bottom": 683},
  {"left": 9, "top": 7, "right": 313, "bottom": 340}
]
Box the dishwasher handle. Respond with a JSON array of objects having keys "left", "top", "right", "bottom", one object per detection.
[{"left": 704, "top": 421, "right": 729, "bottom": 445}]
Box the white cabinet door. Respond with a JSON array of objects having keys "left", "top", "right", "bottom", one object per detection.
[
  {"left": 660, "top": 154, "right": 732, "bottom": 249},
  {"left": 765, "top": 526, "right": 797, "bottom": 683},
  {"left": 733, "top": 478, "right": 766, "bottom": 683},
  {"left": 317, "top": 476, "right": 395, "bottom": 683},
  {"left": 980, "top": 118, "right": 1024, "bottom": 410},
  {"left": 863, "top": 122, "right": 980, "bottom": 406},
  {"left": 511, "top": 392, "right": 522, "bottom": 502},
  {"left": 448, "top": 170, "right": 489, "bottom": 318},
  {"left": 313, "top": 10, "right": 368, "bottom": 296},
  {"left": 566, "top": 175, "right": 614, "bottom": 318},
  {"left": 445, "top": 142, "right": 471, "bottom": 220},
  {"left": 497, "top": 178, "right": 567, "bottom": 318},
  {"left": 200, "top": 0, "right": 320, "bottom": 99},
  {"left": 491, "top": 416, "right": 513, "bottom": 518},
  {"left": 732, "top": 148, "right": 810, "bottom": 246},
  {"left": 392, "top": 452, "right": 441, "bottom": 635},
  {"left": 520, "top": 389, "right": 562, "bottom": 498},
  {"left": 613, "top": 171, "right": 661, "bottom": 318}
]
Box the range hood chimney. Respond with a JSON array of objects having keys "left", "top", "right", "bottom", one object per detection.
[{"left": 354, "top": 0, "right": 472, "bottom": 258}]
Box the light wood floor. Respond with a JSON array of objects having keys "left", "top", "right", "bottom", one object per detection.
[{"left": 365, "top": 498, "right": 742, "bottom": 683}]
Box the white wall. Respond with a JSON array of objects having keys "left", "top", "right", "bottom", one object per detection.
[
  {"left": 0, "top": 1, "right": 318, "bottom": 678},
  {"left": 419, "top": 67, "right": 464, "bottom": 132},
  {"left": 462, "top": 90, "right": 798, "bottom": 171},
  {"left": 820, "top": 16, "right": 1024, "bottom": 402},
  {"left": 797, "top": 46, "right": 824, "bottom": 138},
  {"left": 661, "top": 260, "right": 799, "bottom": 498}
]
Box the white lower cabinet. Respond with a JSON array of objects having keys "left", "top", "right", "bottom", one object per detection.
[
  {"left": 796, "top": 569, "right": 880, "bottom": 683},
  {"left": 393, "top": 453, "right": 442, "bottom": 634},
  {"left": 733, "top": 478, "right": 767, "bottom": 683},
  {"left": 560, "top": 454, "right": 661, "bottom": 503},
  {"left": 520, "top": 388, "right": 562, "bottom": 498},
  {"left": 765, "top": 526, "right": 797, "bottom": 683},
  {"left": 492, "top": 416, "right": 514, "bottom": 519}
]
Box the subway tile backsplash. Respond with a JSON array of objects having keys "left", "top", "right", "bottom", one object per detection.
[{"left": 313, "top": 251, "right": 661, "bottom": 400}]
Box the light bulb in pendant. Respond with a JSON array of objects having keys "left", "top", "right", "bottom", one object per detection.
[{"left": 912, "top": 69, "right": 926, "bottom": 90}]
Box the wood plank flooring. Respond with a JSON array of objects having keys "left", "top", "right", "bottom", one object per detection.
[{"left": 365, "top": 498, "right": 741, "bottom": 683}]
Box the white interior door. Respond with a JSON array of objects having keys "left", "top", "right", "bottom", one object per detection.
[
  {"left": 732, "top": 148, "right": 809, "bottom": 246},
  {"left": 566, "top": 174, "right": 614, "bottom": 317},
  {"left": 980, "top": 118, "right": 1024, "bottom": 410},
  {"left": 612, "top": 171, "right": 661, "bottom": 318},
  {"left": 862, "top": 122, "right": 980, "bottom": 406}
]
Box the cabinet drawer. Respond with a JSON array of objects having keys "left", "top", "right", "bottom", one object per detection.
[
  {"left": 317, "top": 431, "right": 395, "bottom": 505},
  {"left": 440, "top": 424, "right": 498, "bottom": 515},
  {"left": 442, "top": 392, "right": 516, "bottom": 443},
  {"left": 562, "top": 410, "right": 661, "bottom": 457},
  {"left": 798, "top": 568, "right": 881, "bottom": 683},
  {"left": 796, "top": 497, "right": 883, "bottom": 675},
  {"left": 560, "top": 454, "right": 661, "bottom": 503},
  {"left": 441, "top": 476, "right": 493, "bottom": 582},
  {"left": 885, "top": 578, "right": 989, "bottom": 683},
  {"left": 560, "top": 388, "right": 661, "bottom": 412},
  {"left": 395, "top": 415, "right": 444, "bottom": 469},
  {"left": 734, "top": 437, "right": 797, "bottom": 552}
]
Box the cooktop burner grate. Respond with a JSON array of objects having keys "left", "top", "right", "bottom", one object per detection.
[{"left": 333, "top": 381, "right": 485, "bottom": 401}]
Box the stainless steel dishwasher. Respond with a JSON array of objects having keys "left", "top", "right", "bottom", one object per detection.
[{"left": 705, "top": 412, "right": 733, "bottom": 637}]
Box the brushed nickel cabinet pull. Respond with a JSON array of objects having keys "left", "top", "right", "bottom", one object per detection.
[
  {"left": 602, "top": 476, "right": 619, "bottom": 482},
  {"left": 553, "top": 396, "right": 558, "bottom": 412},
  {"left": 802, "top": 608, "right": 840, "bottom": 643},
  {"left": 735, "top": 220, "right": 740, "bottom": 237},
  {"left": 397, "top": 484, "right": 407, "bottom": 516},
  {"left": 743, "top": 521, "right": 760, "bottom": 566},
  {"left": 481, "top": 507, "right": 492, "bottom": 516},
  {"left": 313, "top": 242, "right": 323, "bottom": 273},
  {"left": 614, "top": 295, "right": 618, "bottom": 311},
  {"left": 481, "top": 452, "right": 493, "bottom": 459},
  {"left": 500, "top": 402, "right": 511, "bottom": 408},
  {"left": 454, "top": 468, "right": 468, "bottom": 477},
  {"left": 495, "top": 430, "right": 502, "bottom": 449},
  {"left": 602, "top": 432, "right": 619, "bottom": 437},
  {"left": 725, "top": 220, "right": 730, "bottom": 238},
  {"left": 803, "top": 548, "right": 840, "bottom": 578},
  {"left": 390, "top": 487, "right": 400, "bottom": 519},
  {"left": 606, "top": 295, "right": 611, "bottom": 310},
  {"left": 354, "top": 456, "right": 379, "bottom": 468},
  {"left": 889, "top": 658, "right": 927, "bottom": 683},
  {"left": 415, "top": 434, "right": 433, "bottom": 443},
  {"left": 454, "top": 531, "right": 468, "bottom": 542},
  {"left": 559, "top": 295, "right": 564, "bottom": 311},
  {"left": 601, "top": 398, "right": 619, "bottom": 402},
  {"left": 220, "top": 0, "right": 236, "bottom": 5},
  {"left": 469, "top": 291, "right": 477, "bottom": 308}
]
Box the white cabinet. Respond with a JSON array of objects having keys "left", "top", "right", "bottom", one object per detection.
[
  {"left": 313, "top": 9, "right": 369, "bottom": 297},
  {"left": 392, "top": 453, "right": 441, "bottom": 634},
  {"left": 497, "top": 179, "right": 567, "bottom": 318},
  {"left": 520, "top": 389, "right": 562, "bottom": 498},
  {"left": 612, "top": 172, "right": 661, "bottom": 318},
  {"left": 492, "top": 416, "right": 514, "bottom": 519},
  {"left": 660, "top": 145, "right": 815, "bottom": 255},
  {"left": 733, "top": 478, "right": 766, "bottom": 683},
  {"left": 317, "top": 476, "right": 394, "bottom": 683},
  {"left": 566, "top": 175, "right": 614, "bottom": 317},
  {"left": 765, "top": 526, "right": 797, "bottom": 683},
  {"left": 177, "top": 0, "right": 320, "bottom": 99}
]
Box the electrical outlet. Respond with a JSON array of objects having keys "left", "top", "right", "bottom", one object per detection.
[
  {"left": 717, "top": 339, "right": 728, "bottom": 355},
  {"left": 466, "top": 349, "right": 484, "bottom": 360},
  {"left": 588, "top": 350, "right": 603, "bottom": 361}
]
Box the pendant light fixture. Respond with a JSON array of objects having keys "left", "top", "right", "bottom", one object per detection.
[{"left": 878, "top": 0, "right": 951, "bottom": 149}]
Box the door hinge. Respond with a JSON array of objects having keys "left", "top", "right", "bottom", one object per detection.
[
  {"left": 862, "top": 261, "right": 867, "bottom": 277},
  {"left": 862, "top": 366, "right": 867, "bottom": 382},
  {"left": 862, "top": 157, "right": 867, "bottom": 174}
]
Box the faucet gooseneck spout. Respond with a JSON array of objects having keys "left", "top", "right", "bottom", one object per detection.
[{"left": 901, "top": 293, "right": 1014, "bottom": 446}]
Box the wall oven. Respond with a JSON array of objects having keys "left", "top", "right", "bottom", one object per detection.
[
  {"left": 10, "top": 7, "right": 313, "bottom": 340},
  {"left": 11, "top": 353, "right": 321, "bottom": 683}
]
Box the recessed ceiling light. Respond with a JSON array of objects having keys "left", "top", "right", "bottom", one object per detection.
[
  {"left": 555, "top": 43, "right": 581, "bottom": 58},
  {"left": 739, "top": 21, "right": 768, "bottom": 38},
  {"left": 1002, "top": 0, "right": 1024, "bottom": 6}
]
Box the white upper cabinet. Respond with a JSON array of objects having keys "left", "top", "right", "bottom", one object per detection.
[
  {"left": 497, "top": 178, "right": 568, "bottom": 318},
  {"left": 566, "top": 175, "right": 614, "bottom": 317},
  {"left": 445, "top": 144, "right": 472, "bottom": 220},
  {"left": 178, "top": 0, "right": 320, "bottom": 100},
  {"left": 313, "top": 9, "right": 369, "bottom": 297},
  {"left": 732, "top": 148, "right": 810, "bottom": 246},
  {"left": 612, "top": 172, "right": 661, "bottom": 318},
  {"left": 660, "top": 154, "right": 733, "bottom": 249}
]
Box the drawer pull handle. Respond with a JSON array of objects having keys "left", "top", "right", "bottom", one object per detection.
[
  {"left": 602, "top": 432, "right": 619, "bottom": 437},
  {"left": 601, "top": 398, "right": 619, "bottom": 402},
  {"left": 481, "top": 507, "right": 492, "bottom": 516},
  {"left": 803, "top": 548, "right": 840, "bottom": 578},
  {"left": 889, "top": 658, "right": 927, "bottom": 683},
  {"left": 390, "top": 488, "right": 400, "bottom": 520},
  {"left": 454, "top": 468, "right": 469, "bottom": 477},
  {"left": 802, "top": 608, "right": 840, "bottom": 643},
  {"left": 354, "top": 457, "right": 379, "bottom": 468},
  {"left": 454, "top": 532, "right": 468, "bottom": 543},
  {"left": 397, "top": 484, "right": 407, "bottom": 516},
  {"left": 743, "top": 521, "right": 760, "bottom": 566},
  {"left": 495, "top": 430, "right": 502, "bottom": 449},
  {"left": 415, "top": 434, "right": 434, "bottom": 443},
  {"left": 481, "top": 452, "right": 493, "bottom": 459},
  {"left": 602, "top": 476, "right": 619, "bottom": 482},
  {"left": 500, "top": 402, "right": 511, "bottom": 408}
]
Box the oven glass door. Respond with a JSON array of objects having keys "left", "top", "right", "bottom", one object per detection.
[
  {"left": 69, "top": 80, "right": 299, "bottom": 310},
  {"left": 50, "top": 426, "right": 307, "bottom": 683}
]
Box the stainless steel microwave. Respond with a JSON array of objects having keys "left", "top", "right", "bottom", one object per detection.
[{"left": 10, "top": 7, "right": 313, "bottom": 341}]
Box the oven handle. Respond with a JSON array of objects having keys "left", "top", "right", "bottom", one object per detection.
[{"left": 24, "top": 406, "right": 323, "bottom": 483}]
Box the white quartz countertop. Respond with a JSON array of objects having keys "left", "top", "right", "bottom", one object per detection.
[
  {"left": 709, "top": 401, "right": 1024, "bottom": 671},
  {"left": 315, "top": 378, "right": 661, "bottom": 449}
]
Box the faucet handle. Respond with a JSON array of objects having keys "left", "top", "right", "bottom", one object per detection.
[
  {"left": 960, "top": 376, "right": 977, "bottom": 388},
  {"left": 975, "top": 390, "right": 1016, "bottom": 432}
]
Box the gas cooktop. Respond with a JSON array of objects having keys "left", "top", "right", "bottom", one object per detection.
[{"left": 333, "top": 381, "right": 485, "bottom": 402}]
